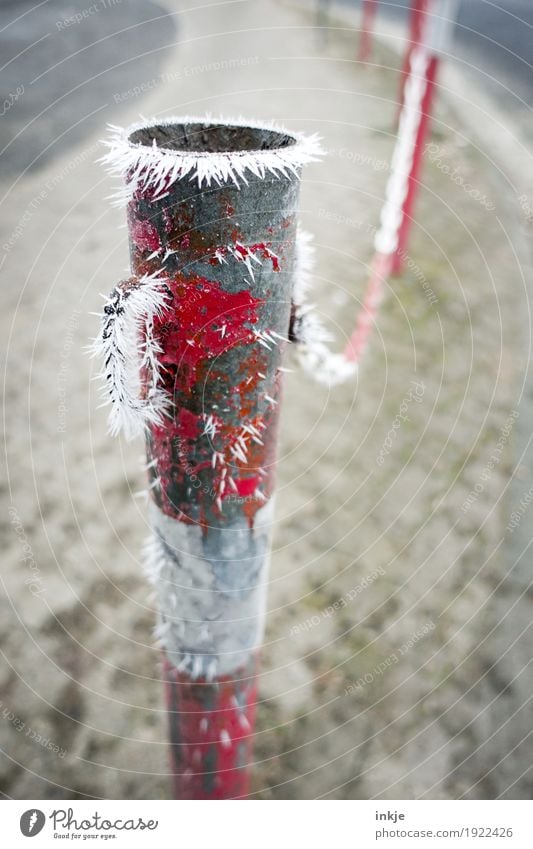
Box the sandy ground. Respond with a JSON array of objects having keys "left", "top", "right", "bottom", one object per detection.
[{"left": 1, "top": 0, "right": 532, "bottom": 799}]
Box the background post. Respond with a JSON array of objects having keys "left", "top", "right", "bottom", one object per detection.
[{"left": 96, "top": 119, "right": 320, "bottom": 798}]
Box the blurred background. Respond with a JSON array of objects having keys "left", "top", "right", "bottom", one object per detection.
[{"left": 1, "top": 0, "right": 533, "bottom": 799}]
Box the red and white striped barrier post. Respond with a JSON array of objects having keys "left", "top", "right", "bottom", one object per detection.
[
  {"left": 291, "top": 38, "right": 443, "bottom": 376},
  {"left": 391, "top": 0, "right": 458, "bottom": 275},
  {"left": 93, "top": 118, "right": 321, "bottom": 798},
  {"left": 358, "top": 0, "right": 379, "bottom": 63},
  {"left": 345, "top": 18, "right": 440, "bottom": 363}
]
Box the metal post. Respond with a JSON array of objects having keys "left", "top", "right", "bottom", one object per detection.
[
  {"left": 358, "top": 0, "right": 379, "bottom": 63},
  {"left": 395, "top": 0, "right": 429, "bottom": 122},
  {"left": 391, "top": 0, "right": 458, "bottom": 275},
  {"left": 95, "top": 118, "right": 321, "bottom": 798}
]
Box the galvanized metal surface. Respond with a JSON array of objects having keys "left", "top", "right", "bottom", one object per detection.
[{"left": 119, "top": 120, "right": 304, "bottom": 797}]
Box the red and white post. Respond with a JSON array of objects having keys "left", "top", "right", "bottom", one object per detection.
[
  {"left": 391, "top": 0, "right": 458, "bottom": 275},
  {"left": 395, "top": 0, "right": 430, "bottom": 123}
]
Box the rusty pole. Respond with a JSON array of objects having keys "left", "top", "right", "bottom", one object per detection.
[{"left": 94, "top": 118, "right": 321, "bottom": 798}]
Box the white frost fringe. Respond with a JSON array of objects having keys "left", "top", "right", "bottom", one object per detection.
[
  {"left": 99, "top": 115, "right": 323, "bottom": 203},
  {"left": 89, "top": 272, "right": 172, "bottom": 440},
  {"left": 291, "top": 229, "right": 358, "bottom": 386}
]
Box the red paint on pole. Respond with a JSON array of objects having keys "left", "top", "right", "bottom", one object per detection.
[
  {"left": 358, "top": 0, "right": 379, "bottom": 63},
  {"left": 391, "top": 54, "right": 438, "bottom": 275},
  {"left": 163, "top": 655, "right": 258, "bottom": 799},
  {"left": 155, "top": 275, "right": 263, "bottom": 392}
]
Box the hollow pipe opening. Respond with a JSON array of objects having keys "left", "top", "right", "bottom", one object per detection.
[{"left": 128, "top": 121, "right": 298, "bottom": 154}]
